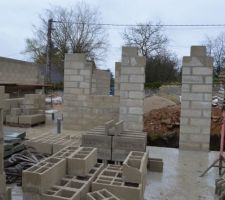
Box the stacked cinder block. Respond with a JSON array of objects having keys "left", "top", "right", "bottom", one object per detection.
[
  {"left": 19, "top": 94, "right": 45, "bottom": 126},
  {"left": 63, "top": 53, "right": 119, "bottom": 131},
  {"left": 92, "top": 163, "right": 144, "bottom": 200},
  {"left": 115, "top": 62, "right": 121, "bottom": 97},
  {"left": 25, "top": 134, "right": 80, "bottom": 155},
  {"left": 92, "top": 69, "right": 111, "bottom": 95},
  {"left": 179, "top": 46, "right": 213, "bottom": 151},
  {"left": 119, "top": 47, "right": 146, "bottom": 131},
  {"left": 82, "top": 121, "right": 114, "bottom": 160},
  {"left": 5, "top": 93, "right": 46, "bottom": 126},
  {"left": 87, "top": 189, "right": 120, "bottom": 200},
  {"left": 82, "top": 120, "right": 147, "bottom": 162},
  {"left": 23, "top": 146, "right": 104, "bottom": 200}
]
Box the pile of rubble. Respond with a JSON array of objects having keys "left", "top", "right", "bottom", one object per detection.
[{"left": 144, "top": 105, "right": 180, "bottom": 138}]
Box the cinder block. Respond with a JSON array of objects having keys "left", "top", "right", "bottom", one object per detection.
[
  {"left": 123, "top": 151, "right": 148, "bottom": 184},
  {"left": 92, "top": 164, "right": 143, "bottom": 200},
  {"left": 19, "top": 114, "right": 45, "bottom": 125},
  {"left": 43, "top": 163, "right": 104, "bottom": 200},
  {"left": 6, "top": 115, "right": 19, "bottom": 124},
  {"left": 87, "top": 189, "right": 120, "bottom": 200},
  {"left": 112, "top": 133, "right": 146, "bottom": 162},
  {"left": 147, "top": 158, "right": 163, "bottom": 172},
  {"left": 68, "top": 147, "right": 97, "bottom": 176},
  {"left": 10, "top": 108, "right": 22, "bottom": 116},
  {"left": 82, "top": 134, "right": 112, "bottom": 160},
  {"left": 22, "top": 157, "right": 67, "bottom": 193}
]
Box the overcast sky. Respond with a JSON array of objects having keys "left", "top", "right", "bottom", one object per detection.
[{"left": 0, "top": 0, "right": 225, "bottom": 73}]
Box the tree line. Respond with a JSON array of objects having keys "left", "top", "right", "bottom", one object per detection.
[{"left": 25, "top": 1, "right": 224, "bottom": 87}]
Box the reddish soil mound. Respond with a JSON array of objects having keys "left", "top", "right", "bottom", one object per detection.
[{"left": 144, "top": 105, "right": 180, "bottom": 137}]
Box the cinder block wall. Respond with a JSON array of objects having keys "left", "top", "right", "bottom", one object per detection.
[
  {"left": 119, "top": 47, "right": 146, "bottom": 131},
  {"left": 63, "top": 53, "right": 119, "bottom": 130},
  {"left": 92, "top": 69, "right": 111, "bottom": 95},
  {"left": 115, "top": 62, "right": 121, "bottom": 96},
  {"left": 0, "top": 57, "right": 43, "bottom": 84},
  {"left": 179, "top": 46, "right": 213, "bottom": 151}
]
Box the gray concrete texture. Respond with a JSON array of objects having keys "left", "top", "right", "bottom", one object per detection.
[
  {"left": 0, "top": 57, "right": 44, "bottom": 85},
  {"left": 63, "top": 53, "right": 119, "bottom": 130},
  {"left": 119, "top": 47, "right": 145, "bottom": 131},
  {"left": 179, "top": 46, "right": 213, "bottom": 151},
  {"left": 5, "top": 93, "right": 46, "bottom": 126}
]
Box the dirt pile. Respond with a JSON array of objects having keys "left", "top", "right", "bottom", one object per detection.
[
  {"left": 144, "top": 96, "right": 176, "bottom": 113},
  {"left": 144, "top": 105, "right": 180, "bottom": 137}
]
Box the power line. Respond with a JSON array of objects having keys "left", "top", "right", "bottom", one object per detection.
[{"left": 74, "top": 22, "right": 225, "bottom": 28}]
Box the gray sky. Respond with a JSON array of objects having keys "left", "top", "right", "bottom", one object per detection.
[{"left": 0, "top": 0, "right": 225, "bottom": 73}]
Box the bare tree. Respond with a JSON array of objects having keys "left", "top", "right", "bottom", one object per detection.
[
  {"left": 204, "top": 32, "right": 225, "bottom": 74},
  {"left": 122, "top": 21, "right": 169, "bottom": 58},
  {"left": 24, "top": 2, "right": 108, "bottom": 66}
]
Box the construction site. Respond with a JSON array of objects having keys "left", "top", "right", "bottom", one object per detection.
[
  {"left": 2, "top": 1, "right": 225, "bottom": 200},
  {"left": 0, "top": 45, "right": 224, "bottom": 200}
]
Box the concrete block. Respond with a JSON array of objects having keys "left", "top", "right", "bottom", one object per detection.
[
  {"left": 10, "top": 108, "right": 22, "bottom": 116},
  {"left": 123, "top": 151, "right": 148, "bottom": 184},
  {"left": 190, "top": 46, "right": 207, "bottom": 57},
  {"left": 19, "top": 114, "right": 45, "bottom": 125},
  {"left": 68, "top": 147, "right": 97, "bottom": 176},
  {"left": 82, "top": 134, "right": 112, "bottom": 160},
  {"left": 147, "top": 158, "right": 163, "bottom": 172},
  {"left": 92, "top": 164, "right": 143, "bottom": 200},
  {"left": 112, "top": 134, "right": 146, "bottom": 162},
  {"left": 87, "top": 189, "right": 120, "bottom": 200},
  {"left": 22, "top": 157, "right": 67, "bottom": 193}
]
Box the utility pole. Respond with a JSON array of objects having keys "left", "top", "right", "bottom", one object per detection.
[{"left": 46, "top": 18, "right": 53, "bottom": 107}]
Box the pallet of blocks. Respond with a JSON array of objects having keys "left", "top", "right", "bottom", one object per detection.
[
  {"left": 82, "top": 120, "right": 147, "bottom": 162},
  {"left": 22, "top": 146, "right": 104, "bottom": 200}
]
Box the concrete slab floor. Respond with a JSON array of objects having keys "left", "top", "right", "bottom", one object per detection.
[
  {"left": 10, "top": 146, "right": 221, "bottom": 200},
  {"left": 145, "top": 147, "right": 219, "bottom": 200}
]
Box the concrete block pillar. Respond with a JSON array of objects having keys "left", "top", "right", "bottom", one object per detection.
[
  {"left": 119, "top": 47, "right": 146, "bottom": 131},
  {"left": 179, "top": 46, "right": 213, "bottom": 151},
  {"left": 64, "top": 54, "right": 92, "bottom": 96},
  {"left": 115, "top": 62, "right": 121, "bottom": 96}
]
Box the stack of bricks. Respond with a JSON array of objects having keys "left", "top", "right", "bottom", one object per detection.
[
  {"left": 82, "top": 120, "right": 147, "bottom": 162},
  {"left": 25, "top": 133, "right": 81, "bottom": 155},
  {"left": 22, "top": 146, "right": 104, "bottom": 200},
  {"left": 92, "top": 150, "right": 148, "bottom": 200},
  {"left": 0, "top": 90, "right": 11, "bottom": 199},
  {"left": 63, "top": 54, "right": 119, "bottom": 130},
  {"left": 5, "top": 93, "right": 46, "bottom": 126},
  {"left": 119, "top": 47, "right": 146, "bottom": 131},
  {"left": 179, "top": 46, "right": 213, "bottom": 151}
]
